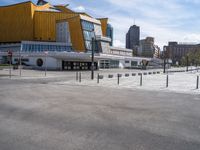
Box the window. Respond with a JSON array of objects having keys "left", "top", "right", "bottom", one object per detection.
[
  {"left": 21, "top": 43, "right": 73, "bottom": 53},
  {"left": 81, "top": 20, "right": 97, "bottom": 51},
  {"left": 82, "top": 20, "right": 94, "bottom": 31},
  {"left": 37, "top": 58, "right": 43, "bottom": 67},
  {"left": 131, "top": 61, "right": 137, "bottom": 66},
  {"left": 85, "top": 41, "right": 92, "bottom": 50},
  {"left": 125, "top": 61, "right": 130, "bottom": 63}
]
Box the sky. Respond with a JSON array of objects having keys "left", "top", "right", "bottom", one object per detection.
[{"left": 1, "top": 0, "right": 200, "bottom": 50}]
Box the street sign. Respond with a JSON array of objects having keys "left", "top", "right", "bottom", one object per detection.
[
  {"left": 7, "top": 51, "right": 12, "bottom": 57},
  {"left": 44, "top": 51, "right": 48, "bottom": 55}
]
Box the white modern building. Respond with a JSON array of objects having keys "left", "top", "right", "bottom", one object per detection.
[{"left": 0, "top": 40, "right": 159, "bottom": 70}]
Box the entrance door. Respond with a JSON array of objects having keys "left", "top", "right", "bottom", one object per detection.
[{"left": 62, "top": 61, "right": 98, "bottom": 71}]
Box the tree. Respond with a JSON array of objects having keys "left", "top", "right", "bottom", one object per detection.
[{"left": 181, "top": 49, "right": 200, "bottom": 66}]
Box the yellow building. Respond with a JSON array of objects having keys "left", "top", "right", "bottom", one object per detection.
[
  {"left": 0, "top": 0, "right": 140, "bottom": 70},
  {"left": 0, "top": 0, "right": 113, "bottom": 52}
]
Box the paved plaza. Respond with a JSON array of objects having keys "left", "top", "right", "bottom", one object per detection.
[{"left": 0, "top": 68, "right": 200, "bottom": 150}]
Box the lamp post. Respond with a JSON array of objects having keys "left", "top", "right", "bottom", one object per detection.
[
  {"left": 163, "top": 58, "right": 166, "bottom": 74},
  {"left": 186, "top": 55, "right": 189, "bottom": 72},
  {"left": 163, "top": 49, "right": 166, "bottom": 74},
  {"left": 91, "top": 37, "right": 95, "bottom": 80}
]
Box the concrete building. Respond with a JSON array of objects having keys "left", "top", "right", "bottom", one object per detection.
[
  {"left": 138, "top": 37, "right": 160, "bottom": 58},
  {"left": 164, "top": 42, "right": 200, "bottom": 65},
  {"left": 126, "top": 25, "right": 140, "bottom": 55}
]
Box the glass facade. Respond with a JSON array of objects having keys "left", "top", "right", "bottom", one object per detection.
[
  {"left": 62, "top": 61, "right": 98, "bottom": 70},
  {"left": 81, "top": 20, "right": 96, "bottom": 51},
  {"left": 21, "top": 43, "right": 73, "bottom": 52},
  {"left": 106, "top": 24, "right": 113, "bottom": 46},
  {"left": 99, "top": 60, "right": 119, "bottom": 69}
]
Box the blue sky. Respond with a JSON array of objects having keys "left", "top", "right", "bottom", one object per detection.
[{"left": 1, "top": 0, "right": 200, "bottom": 49}]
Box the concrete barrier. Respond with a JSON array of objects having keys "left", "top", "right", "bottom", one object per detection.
[
  {"left": 132, "top": 73, "right": 136, "bottom": 76},
  {"left": 125, "top": 73, "right": 129, "bottom": 77},
  {"left": 108, "top": 74, "right": 113, "bottom": 78},
  {"left": 99, "top": 75, "right": 104, "bottom": 79}
]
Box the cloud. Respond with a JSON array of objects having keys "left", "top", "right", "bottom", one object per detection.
[
  {"left": 183, "top": 34, "right": 200, "bottom": 43},
  {"left": 2, "top": 0, "right": 200, "bottom": 49},
  {"left": 73, "top": 6, "right": 85, "bottom": 12},
  {"left": 113, "top": 40, "right": 125, "bottom": 47},
  {"left": 86, "top": 0, "right": 200, "bottom": 49}
]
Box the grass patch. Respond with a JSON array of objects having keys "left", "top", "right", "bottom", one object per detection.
[{"left": 0, "top": 64, "right": 12, "bottom": 67}]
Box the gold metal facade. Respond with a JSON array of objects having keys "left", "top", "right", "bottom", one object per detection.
[
  {"left": 0, "top": 1, "right": 108, "bottom": 52},
  {"left": 99, "top": 18, "right": 108, "bottom": 37},
  {"left": 0, "top": 2, "right": 34, "bottom": 42}
]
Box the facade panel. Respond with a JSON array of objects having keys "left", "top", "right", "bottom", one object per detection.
[{"left": 0, "top": 2, "right": 34, "bottom": 42}]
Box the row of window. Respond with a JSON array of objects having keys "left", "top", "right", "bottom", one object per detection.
[
  {"left": 83, "top": 30, "right": 95, "bottom": 41},
  {"left": 22, "top": 44, "right": 73, "bottom": 52},
  {"left": 81, "top": 20, "right": 94, "bottom": 31},
  {"left": 81, "top": 20, "right": 97, "bottom": 51}
]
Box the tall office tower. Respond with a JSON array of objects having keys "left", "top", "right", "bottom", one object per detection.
[
  {"left": 138, "top": 37, "right": 160, "bottom": 58},
  {"left": 126, "top": 25, "right": 140, "bottom": 55}
]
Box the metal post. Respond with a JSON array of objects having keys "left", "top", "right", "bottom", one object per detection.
[
  {"left": 186, "top": 56, "right": 189, "bottom": 72},
  {"left": 163, "top": 58, "right": 166, "bottom": 74},
  {"left": 45, "top": 53, "right": 47, "bottom": 77},
  {"left": 166, "top": 74, "right": 169, "bottom": 88},
  {"left": 196, "top": 76, "right": 199, "bottom": 89},
  {"left": 117, "top": 74, "right": 120, "bottom": 85},
  {"left": 140, "top": 74, "right": 142, "bottom": 86},
  {"left": 19, "top": 45, "right": 22, "bottom": 77},
  {"left": 9, "top": 56, "right": 11, "bottom": 78},
  {"left": 97, "top": 73, "right": 99, "bottom": 84},
  {"left": 79, "top": 72, "right": 81, "bottom": 83},
  {"left": 91, "top": 38, "right": 95, "bottom": 80},
  {"left": 76, "top": 72, "right": 78, "bottom": 81}
]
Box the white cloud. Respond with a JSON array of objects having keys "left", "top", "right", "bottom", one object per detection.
[
  {"left": 87, "top": 0, "right": 200, "bottom": 49},
  {"left": 47, "top": 0, "right": 200, "bottom": 49},
  {"left": 73, "top": 6, "right": 85, "bottom": 12},
  {"left": 113, "top": 40, "right": 125, "bottom": 47},
  {"left": 183, "top": 34, "right": 200, "bottom": 43}
]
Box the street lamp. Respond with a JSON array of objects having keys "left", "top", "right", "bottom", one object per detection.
[
  {"left": 163, "top": 58, "right": 166, "bottom": 74},
  {"left": 91, "top": 37, "right": 95, "bottom": 80},
  {"left": 186, "top": 55, "right": 189, "bottom": 72},
  {"left": 163, "top": 48, "right": 166, "bottom": 74}
]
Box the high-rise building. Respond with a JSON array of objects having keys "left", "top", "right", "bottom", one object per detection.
[
  {"left": 138, "top": 37, "right": 160, "bottom": 58},
  {"left": 126, "top": 25, "right": 140, "bottom": 54}
]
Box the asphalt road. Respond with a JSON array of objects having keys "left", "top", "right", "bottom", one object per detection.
[{"left": 0, "top": 77, "right": 200, "bottom": 150}]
